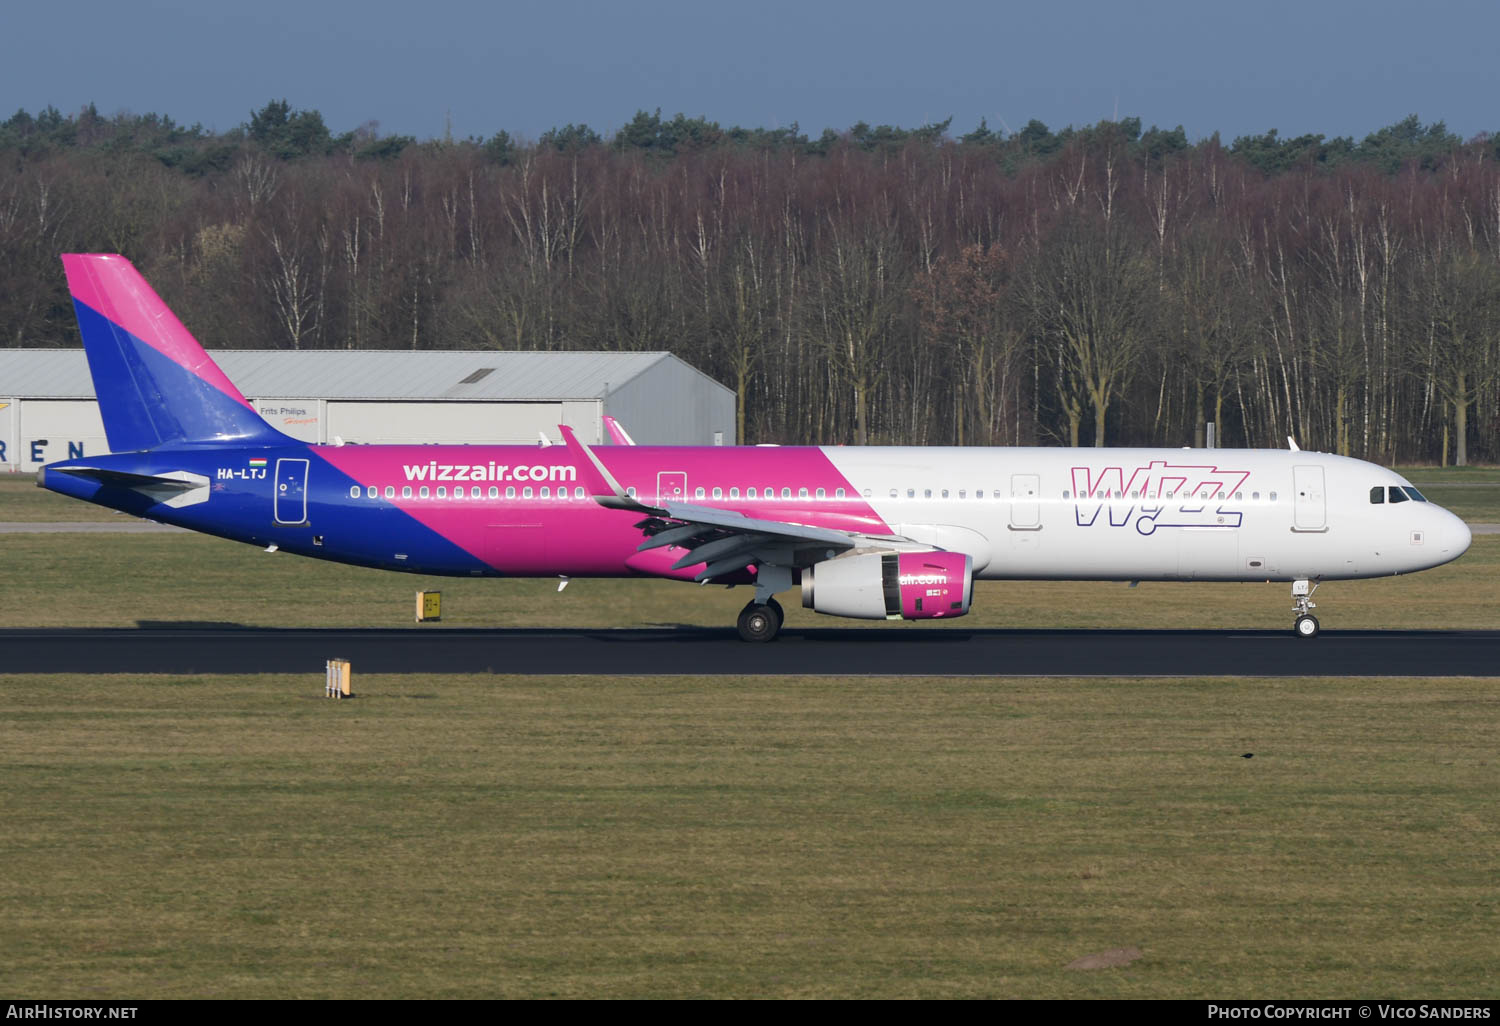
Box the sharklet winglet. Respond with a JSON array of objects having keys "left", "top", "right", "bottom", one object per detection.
[{"left": 557, "top": 424, "right": 662, "bottom": 515}]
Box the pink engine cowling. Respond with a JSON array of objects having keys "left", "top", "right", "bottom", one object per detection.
[{"left": 800, "top": 550, "right": 973, "bottom": 621}]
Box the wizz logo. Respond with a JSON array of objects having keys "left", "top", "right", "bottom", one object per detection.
[{"left": 1072, "top": 461, "right": 1250, "bottom": 535}]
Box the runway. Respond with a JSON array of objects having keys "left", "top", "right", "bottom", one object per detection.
[{"left": 4, "top": 625, "right": 1499, "bottom": 676}]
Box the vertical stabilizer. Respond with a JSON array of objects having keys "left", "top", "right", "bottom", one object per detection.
[{"left": 61, "top": 254, "right": 290, "bottom": 452}]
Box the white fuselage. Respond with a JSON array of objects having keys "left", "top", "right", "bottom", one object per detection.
[{"left": 821, "top": 447, "right": 1470, "bottom": 582}]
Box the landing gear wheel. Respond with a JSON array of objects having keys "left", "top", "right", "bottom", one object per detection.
[
  {"left": 737, "top": 601, "right": 781, "bottom": 643},
  {"left": 1294, "top": 614, "right": 1320, "bottom": 639},
  {"left": 766, "top": 597, "right": 784, "bottom": 631}
]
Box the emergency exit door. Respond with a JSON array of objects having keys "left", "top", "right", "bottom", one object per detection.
[
  {"left": 275, "top": 458, "right": 309, "bottom": 524},
  {"left": 1009, "top": 474, "right": 1040, "bottom": 529},
  {"left": 1292, "top": 465, "right": 1326, "bottom": 532}
]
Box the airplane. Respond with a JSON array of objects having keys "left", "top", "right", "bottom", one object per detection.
[{"left": 38, "top": 254, "right": 1471, "bottom": 641}]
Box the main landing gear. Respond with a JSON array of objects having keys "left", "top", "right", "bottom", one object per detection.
[
  {"left": 737, "top": 598, "right": 784, "bottom": 643},
  {"left": 736, "top": 564, "right": 793, "bottom": 642},
  {"left": 1292, "top": 579, "right": 1320, "bottom": 638}
]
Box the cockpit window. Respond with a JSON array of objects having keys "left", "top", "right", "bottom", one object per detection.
[
  {"left": 1370, "top": 486, "right": 1384, "bottom": 504},
  {"left": 1388, "top": 486, "right": 1409, "bottom": 504},
  {"left": 1403, "top": 486, "right": 1428, "bottom": 503}
]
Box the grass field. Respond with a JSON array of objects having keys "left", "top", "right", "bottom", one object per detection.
[
  {"left": 1, "top": 673, "right": 1496, "bottom": 999},
  {"left": 2, "top": 461, "right": 1498, "bottom": 632},
  {"left": 0, "top": 474, "right": 118, "bottom": 522},
  {"left": 0, "top": 530, "right": 1494, "bottom": 632}
]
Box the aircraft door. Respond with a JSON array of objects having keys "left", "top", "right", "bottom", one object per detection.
[
  {"left": 1009, "top": 474, "right": 1040, "bottom": 529},
  {"left": 1292, "top": 465, "right": 1327, "bottom": 532},
  {"left": 275, "top": 458, "right": 309, "bottom": 524},
  {"left": 657, "top": 471, "right": 687, "bottom": 506}
]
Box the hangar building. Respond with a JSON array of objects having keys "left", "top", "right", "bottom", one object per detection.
[{"left": 0, "top": 350, "right": 735, "bottom": 473}]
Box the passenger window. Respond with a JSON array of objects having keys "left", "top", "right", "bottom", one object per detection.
[
  {"left": 402, "top": 486, "right": 412, "bottom": 498},
  {"left": 889, "top": 489, "right": 898, "bottom": 499},
  {"left": 349, "top": 486, "right": 360, "bottom": 499},
  {"left": 1388, "top": 487, "right": 1408, "bottom": 504},
  {"left": 941, "top": 489, "right": 949, "bottom": 499},
  {"left": 575, "top": 487, "right": 585, "bottom": 498},
  {"left": 1370, "top": 486, "right": 1385, "bottom": 504},
  {"left": 713, "top": 487, "right": 723, "bottom": 499},
  {"left": 420, "top": 486, "right": 430, "bottom": 499},
  {"left": 367, "top": 486, "right": 377, "bottom": 498},
  {"left": 1063, "top": 491, "right": 1070, "bottom": 500},
  {"left": 924, "top": 489, "right": 932, "bottom": 499},
  {"left": 977, "top": 490, "right": 985, "bottom": 499},
  {"left": 781, "top": 487, "right": 791, "bottom": 499},
  {"left": 540, "top": 486, "right": 550, "bottom": 498},
  {"left": 816, "top": 487, "right": 825, "bottom": 499},
  {"left": 626, "top": 486, "right": 637, "bottom": 497},
  {"left": 1269, "top": 492, "right": 1277, "bottom": 501},
  {"left": 907, "top": 488, "right": 915, "bottom": 499},
  {"left": 958, "top": 489, "right": 966, "bottom": 499},
  {"left": 384, "top": 486, "right": 395, "bottom": 499},
  {"left": 695, "top": 487, "right": 706, "bottom": 499},
  {"left": 1252, "top": 491, "right": 1260, "bottom": 500},
  {"left": 453, "top": 488, "right": 463, "bottom": 500},
  {"left": 522, "top": 486, "right": 533, "bottom": 499},
  {"left": 506, "top": 486, "right": 516, "bottom": 499},
  {"left": 747, "top": 487, "right": 757, "bottom": 499},
  {"left": 799, "top": 487, "right": 809, "bottom": 498},
  {"left": 489, "top": 486, "right": 499, "bottom": 498},
  {"left": 472, "top": 486, "right": 481, "bottom": 498},
  {"left": 436, "top": 486, "right": 447, "bottom": 498},
  {"left": 730, "top": 487, "right": 740, "bottom": 499}
]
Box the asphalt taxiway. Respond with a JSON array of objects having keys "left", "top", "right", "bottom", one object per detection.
[{"left": 3, "top": 625, "right": 1498, "bottom": 676}]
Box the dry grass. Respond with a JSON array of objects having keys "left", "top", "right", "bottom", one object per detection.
[{"left": 1, "top": 672, "right": 1496, "bottom": 999}]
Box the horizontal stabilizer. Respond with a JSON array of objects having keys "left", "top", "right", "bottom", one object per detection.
[
  {"left": 47, "top": 466, "right": 210, "bottom": 508},
  {"left": 51, "top": 466, "right": 198, "bottom": 490}
]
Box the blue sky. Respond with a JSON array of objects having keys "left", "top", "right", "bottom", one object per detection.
[{"left": 4, "top": 0, "right": 1495, "bottom": 144}]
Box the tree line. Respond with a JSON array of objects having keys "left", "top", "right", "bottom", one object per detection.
[{"left": 3, "top": 101, "right": 1500, "bottom": 463}]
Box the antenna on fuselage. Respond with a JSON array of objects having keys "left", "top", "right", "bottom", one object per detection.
[{"left": 1287, "top": 436, "right": 1301, "bottom": 452}]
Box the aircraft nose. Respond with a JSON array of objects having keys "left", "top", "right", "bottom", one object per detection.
[{"left": 1432, "top": 509, "right": 1471, "bottom": 560}]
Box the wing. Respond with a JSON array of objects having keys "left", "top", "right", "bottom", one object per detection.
[
  {"left": 558, "top": 425, "right": 858, "bottom": 581},
  {"left": 636, "top": 502, "right": 856, "bottom": 581}
]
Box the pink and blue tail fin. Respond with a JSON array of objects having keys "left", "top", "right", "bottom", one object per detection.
[{"left": 62, "top": 254, "right": 291, "bottom": 452}]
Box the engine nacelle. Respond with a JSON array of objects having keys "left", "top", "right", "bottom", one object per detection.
[{"left": 801, "top": 550, "right": 973, "bottom": 621}]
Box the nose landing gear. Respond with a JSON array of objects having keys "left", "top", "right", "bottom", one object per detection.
[{"left": 1292, "top": 579, "right": 1320, "bottom": 638}]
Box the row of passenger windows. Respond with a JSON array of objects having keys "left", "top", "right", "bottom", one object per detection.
[
  {"left": 1061, "top": 489, "right": 1276, "bottom": 501},
  {"left": 348, "top": 484, "right": 1288, "bottom": 504},
  {"left": 1370, "top": 486, "right": 1428, "bottom": 504},
  {"left": 352, "top": 484, "right": 590, "bottom": 501}
]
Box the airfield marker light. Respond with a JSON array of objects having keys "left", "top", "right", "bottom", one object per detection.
[{"left": 325, "top": 659, "right": 352, "bottom": 699}]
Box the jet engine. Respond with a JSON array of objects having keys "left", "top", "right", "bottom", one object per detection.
[{"left": 800, "top": 550, "right": 973, "bottom": 620}]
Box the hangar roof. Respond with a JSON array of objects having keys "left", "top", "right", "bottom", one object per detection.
[{"left": 0, "top": 349, "right": 728, "bottom": 401}]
